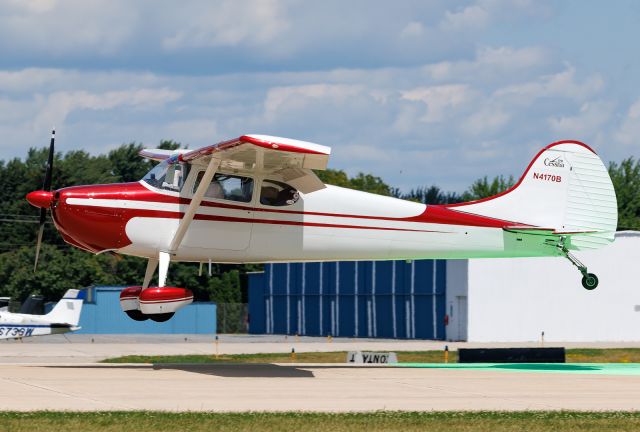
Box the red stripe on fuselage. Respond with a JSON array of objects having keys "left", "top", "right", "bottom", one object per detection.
[
  {"left": 66, "top": 205, "right": 450, "bottom": 234},
  {"left": 79, "top": 181, "right": 522, "bottom": 228}
]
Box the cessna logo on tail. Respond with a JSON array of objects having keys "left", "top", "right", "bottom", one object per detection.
[{"left": 544, "top": 156, "right": 565, "bottom": 168}]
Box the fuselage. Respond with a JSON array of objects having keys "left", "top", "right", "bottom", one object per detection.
[{"left": 50, "top": 170, "right": 559, "bottom": 263}]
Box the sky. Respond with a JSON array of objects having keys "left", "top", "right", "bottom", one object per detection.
[{"left": 0, "top": 0, "right": 639, "bottom": 192}]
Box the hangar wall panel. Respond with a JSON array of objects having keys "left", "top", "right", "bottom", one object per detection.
[
  {"left": 248, "top": 260, "right": 446, "bottom": 339},
  {"left": 445, "top": 259, "right": 468, "bottom": 342},
  {"left": 467, "top": 232, "right": 640, "bottom": 342}
]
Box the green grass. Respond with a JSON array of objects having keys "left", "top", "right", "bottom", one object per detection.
[
  {"left": 103, "top": 350, "right": 451, "bottom": 364},
  {"left": 1, "top": 411, "right": 640, "bottom": 432},
  {"left": 567, "top": 348, "right": 640, "bottom": 363},
  {"left": 102, "top": 348, "right": 640, "bottom": 364}
]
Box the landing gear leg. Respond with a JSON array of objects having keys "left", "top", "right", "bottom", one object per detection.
[
  {"left": 142, "top": 257, "right": 158, "bottom": 289},
  {"left": 158, "top": 251, "right": 170, "bottom": 288},
  {"left": 557, "top": 238, "right": 598, "bottom": 290}
]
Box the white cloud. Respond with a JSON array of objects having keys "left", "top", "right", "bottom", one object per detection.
[
  {"left": 502, "top": 65, "right": 602, "bottom": 100},
  {"left": 162, "top": 0, "right": 290, "bottom": 51},
  {"left": 424, "top": 46, "right": 551, "bottom": 83},
  {"left": 440, "top": 0, "right": 545, "bottom": 32},
  {"left": 441, "top": 4, "right": 490, "bottom": 31},
  {"left": 263, "top": 84, "right": 367, "bottom": 121},
  {"left": 0, "top": 0, "right": 137, "bottom": 55},
  {"left": 402, "top": 85, "right": 477, "bottom": 123},
  {"left": 33, "top": 88, "right": 182, "bottom": 130},
  {"left": 0, "top": 44, "right": 625, "bottom": 193},
  {"left": 614, "top": 99, "right": 640, "bottom": 146},
  {"left": 548, "top": 101, "right": 614, "bottom": 139},
  {"left": 1, "top": 0, "right": 638, "bottom": 195},
  {"left": 7, "top": 0, "right": 57, "bottom": 14},
  {"left": 400, "top": 21, "right": 425, "bottom": 38},
  {"left": 462, "top": 106, "right": 511, "bottom": 136},
  {"left": 163, "top": 119, "right": 218, "bottom": 145}
]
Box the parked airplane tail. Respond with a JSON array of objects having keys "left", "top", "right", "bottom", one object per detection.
[
  {"left": 44, "top": 289, "right": 86, "bottom": 326},
  {"left": 448, "top": 140, "right": 618, "bottom": 251}
]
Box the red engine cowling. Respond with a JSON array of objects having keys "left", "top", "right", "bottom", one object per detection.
[{"left": 119, "top": 286, "right": 193, "bottom": 322}]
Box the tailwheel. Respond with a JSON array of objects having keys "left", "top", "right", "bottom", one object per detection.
[
  {"left": 149, "top": 313, "right": 174, "bottom": 322},
  {"left": 126, "top": 310, "right": 148, "bottom": 321},
  {"left": 557, "top": 237, "right": 598, "bottom": 290},
  {"left": 581, "top": 273, "right": 599, "bottom": 290}
]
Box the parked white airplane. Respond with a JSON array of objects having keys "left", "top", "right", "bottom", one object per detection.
[{"left": 0, "top": 289, "right": 85, "bottom": 339}]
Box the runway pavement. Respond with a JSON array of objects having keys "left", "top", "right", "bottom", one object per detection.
[
  {"left": 2, "top": 335, "right": 640, "bottom": 412},
  {"left": 1, "top": 362, "right": 640, "bottom": 411}
]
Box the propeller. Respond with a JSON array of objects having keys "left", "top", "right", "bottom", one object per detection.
[{"left": 30, "top": 129, "right": 55, "bottom": 272}]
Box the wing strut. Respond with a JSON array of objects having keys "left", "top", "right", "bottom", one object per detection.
[{"left": 157, "top": 157, "right": 220, "bottom": 287}]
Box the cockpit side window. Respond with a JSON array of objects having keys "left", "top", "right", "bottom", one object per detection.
[
  {"left": 260, "top": 179, "right": 299, "bottom": 206},
  {"left": 193, "top": 171, "right": 254, "bottom": 203},
  {"left": 142, "top": 160, "right": 190, "bottom": 192}
]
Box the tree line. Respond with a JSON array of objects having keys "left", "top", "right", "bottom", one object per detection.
[{"left": 0, "top": 142, "right": 638, "bottom": 304}]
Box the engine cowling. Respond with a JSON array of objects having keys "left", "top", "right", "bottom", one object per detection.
[{"left": 119, "top": 286, "right": 193, "bottom": 322}]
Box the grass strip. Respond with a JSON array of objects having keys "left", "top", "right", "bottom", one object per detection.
[
  {"left": 102, "top": 348, "right": 640, "bottom": 364},
  {"left": 1, "top": 411, "right": 640, "bottom": 432}
]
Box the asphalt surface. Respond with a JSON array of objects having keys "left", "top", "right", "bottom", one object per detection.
[
  {"left": 1, "top": 362, "right": 640, "bottom": 411},
  {"left": 2, "top": 335, "right": 640, "bottom": 411}
]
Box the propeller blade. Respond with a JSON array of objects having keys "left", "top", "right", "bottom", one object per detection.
[
  {"left": 34, "top": 209, "right": 46, "bottom": 272},
  {"left": 34, "top": 129, "right": 55, "bottom": 272}
]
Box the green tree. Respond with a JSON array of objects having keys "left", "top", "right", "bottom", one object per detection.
[
  {"left": 609, "top": 157, "right": 640, "bottom": 230},
  {"left": 394, "top": 185, "right": 463, "bottom": 204},
  {"left": 0, "top": 245, "right": 121, "bottom": 302},
  {"left": 108, "top": 143, "right": 153, "bottom": 183},
  {"left": 158, "top": 140, "right": 182, "bottom": 151},
  {"left": 462, "top": 175, "right": 515, "bottom": 201},
  {"left": 315, "top": 169, "right": 391, "bottom": 195}
]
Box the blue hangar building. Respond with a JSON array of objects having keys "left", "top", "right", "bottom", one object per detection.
[{"left": 248, "top": 260, "right": 447, "bottom": 340}]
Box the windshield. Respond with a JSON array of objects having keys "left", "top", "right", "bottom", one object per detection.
[{"left": 142, "top": 160, "right": 190, "bottom": 192}]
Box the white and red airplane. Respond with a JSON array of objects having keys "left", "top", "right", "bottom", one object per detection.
[{"left": 26, "top": 132, "right": 617, "bottom": 322}]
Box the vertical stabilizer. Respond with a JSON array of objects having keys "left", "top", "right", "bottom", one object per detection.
[
  {"left": 447, "top": 141, "right": 618, "bottom": 251},
  {"left": 44, "top": 289, "right": 86, "bottom": 326}
]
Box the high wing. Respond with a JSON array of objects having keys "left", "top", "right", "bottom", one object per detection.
[
  {"left": 138, "top": 148, "right": 190, "bottom": 162},
  {"left": 140, "top": 134, "right": 331, "bottom": 194}
]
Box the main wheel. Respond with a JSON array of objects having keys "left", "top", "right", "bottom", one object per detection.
[
  {"left": 581, "top": 273, "right": 599, "bottom": 290},
  {"left": 126, "top": 310, "right": 148, "bottom": 321},
  {"left": 149, "top": 312, "right": 174, "bottom": 322}
]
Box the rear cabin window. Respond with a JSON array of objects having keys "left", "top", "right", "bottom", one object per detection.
[
  {"left": 260, "top": 179, "right": 299, "bottom": 206},
  {"left": 193, "top": 172, "right": 253, "bottom": 203}
]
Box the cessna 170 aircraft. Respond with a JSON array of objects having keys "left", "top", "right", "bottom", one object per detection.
[
  {"left": 26, "top": 132, "right": 617, "bottom": 323},
  {"left": 0, "top": 289, "right": 85, "bottom": 339}
]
